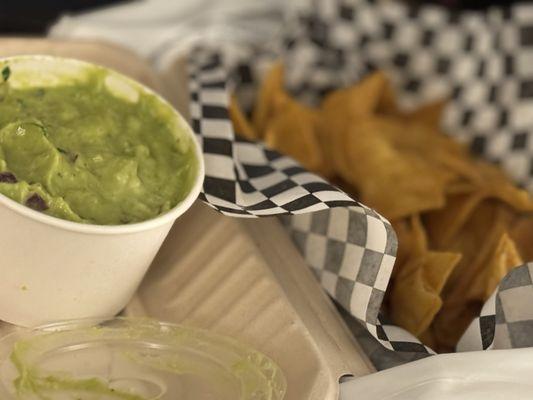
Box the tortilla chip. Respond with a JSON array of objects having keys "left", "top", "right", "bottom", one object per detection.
[
  {"left": 391, "top": 264, "right": 443, "bottom": 337},
  {"left": 321, "top": 71, "right": 388, "bottom": 117},
  {"left": 316, "top": 113, "right": 350, "bottom": 178},
  {"left": 318, "top": 72, "right": 388, "bottom": 177},
  {"left": 252, "top": 62, "right": 286, "bottom": 135},
  {"left": 390, "top": 250, "right": 461, "bottom": 336},
  {"left": 247, "top": 65, "right": 533, "bottom": 351},
  {"left": 341, "top": 117, "right": 447, "bottom": 219},
  {"left": 391, "top": 215, "right": 428, "bottom": 279},
  {"left": 376, "top": 75, "right": 399, "bottom": 116},
  {"left": 319, "top": 72, "right": 388, "bottom": 173},
  {"left": 378, "top": 119, "right": 471, "bottom": 190},
  {"left": 434, "top": 230, "right": 523, "bottom": 352},
  {"left": 424, "top": 251, "right": 462, "bottom": 294},
  {"left": 424, "top": 191, "right": 488, "bottom": 248},
  {"left": 410, "top": 214, "right": 428, "bottom": 255},
  {"left": 404, "top": 98, "right": 448, "bottom": 130},
  {"left": 434, "top": 150, "right": 482, "bottom": 184},
  {"left": 443, "top": 200, "right": 514, "bottom": 292},
  {"left": 431, "top": 301, "right": 482, "bottom": 353},
  {"left": 445, "top": 180, "right": 477, "bottom": 195},
  {"left": 263, "top": 98, "right": 328, "bottom": 174},
  {"left": 510, "top": 214, "right": 533, "bottom": 261},
  {"left": 419, "top": 328, "right": 437, "bottom": 350},
  {"left": 391, "top": 219, "right": 412, "bottom": 274},
  {"left": 229, "top": 94, "right": 258, "bottom": 140},
  {"left": 430, "top": 206, "right": 519, "bottom": 350},
  {"left": 469, "top": 231, "right": 523, "bottom": 301}
]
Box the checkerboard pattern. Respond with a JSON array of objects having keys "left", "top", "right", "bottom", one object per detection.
[
  {"left": 281, "top": 0, "right": 533, "bottom": 194},
  {"left": 456, "top": 290, "right": 497, "bottom": 351},
  {"left": 492, "top": 263, "right": 533, "bottom": 349},
  {"left": 187, "top": 46, "right": 437, "bottom": 356},
  {"left": 457, "top": 263, "right": 533, "bottom": 352},
  {"left": 189, "top": 47, "right": 366, "bottom": 217},
  {"left": 276, "top": 0, "right": 533, "bottom": 357},
  {"left": 186, "top": 0, "right": 533, "bottom": 362}
]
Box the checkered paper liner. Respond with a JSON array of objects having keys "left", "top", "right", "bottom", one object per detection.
[
  {"left": 185, "top": 0, "right": 533, "bottom": 362},
  {"left": 277, "top": 0, "right": 533, "bottom": 356}
]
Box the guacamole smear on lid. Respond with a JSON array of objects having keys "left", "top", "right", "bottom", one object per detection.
[{"left": 0, "top": 63, "right": 197, "bottom": 225}]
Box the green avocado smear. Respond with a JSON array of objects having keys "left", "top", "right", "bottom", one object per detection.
[
  {"left": 0, "top": 65, "right": 197, "bottom": 225},
  {"left": 7, "top": 319, "right": 287, "bottom": 400}
]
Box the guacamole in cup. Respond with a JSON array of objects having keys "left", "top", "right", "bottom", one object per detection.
[
  {"left": 0, "top": 54, "right": 203, "bottom": 329},
  {"left": 0, "top": 60, "right": 198, "bottom": 225}
]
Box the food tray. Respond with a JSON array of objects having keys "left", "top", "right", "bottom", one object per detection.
[{"left": 0, "top": 38, "right": 373, "bottom": 400}]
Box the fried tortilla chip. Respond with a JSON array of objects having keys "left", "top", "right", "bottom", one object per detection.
[
  {"left": 477, "top": 162, "right": 533, "bottom": 212},
  {"left": 404, "top": 98, "right": 448, "bottom": 130},
  {"left": 424, "top": 190, "right": 488, "bottom": 248},
  {"left": 430, "top": 204, "right": 520, "bottom": 350},
  {"left": 431, "top": 301, "right": 482, "bottom": 353},
  {"left": 432, "top": 232, "right": 522, "bottom": 351},
  {"left": 419, "top": 328, "right": 437, "bottom": 350},
  {"left": 444, "top": 180, "right": 477, "bottom": 195},
  {"left": 410, "top": 214, "right": 428, "bottom": 255},
  {"left": 376, "top": 77, "right": 399, "bottom": 116},
  {"left": 373, "top": 119, "right": 473, "bottom": 196},
  {"left": 263, "top": 98, "right": 328, "bottom": 174},
  {"left": 510, "top": 214, "right": 533, "bottom": 261},
  {"left": 443, "top": 200, "right": 514, "bottom": 292},
  {"left": 319, "top": 72, "right": 390, "bottom": 175},
  {"left": 321, "top": 71, "right": 388, "bottom": 117},
  {"left": 390, "top": 250, "right": 461, "bottom": 336},
  {"left": 252, "top": 62, "right": 286, "bottom": 135},
  {"left": 391, "top": 215, "right": 428, "bottom": 278},
  {"left": 341, "top": 117, "right": 447, "bottom": 219},
  {"left": 229, "top": 94, "right": 258, "bottom": 140},
  {"left": 471, "top": 231, "right": 523, "bottom": 300},
  {"left": 390, "top": 262, "right": 443, "bottom": 337},
  {"left": 391, "top": 219, "right": 412, "bottom": 274},
  {"left": 245, "top": 64, "right": 533, "bottom": 352}
]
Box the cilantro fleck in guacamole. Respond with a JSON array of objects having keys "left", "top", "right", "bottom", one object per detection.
[{"left": 0, "top": 64, "right": 197, "bottom": 225}]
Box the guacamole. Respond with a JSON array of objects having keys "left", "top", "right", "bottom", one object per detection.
[{"left": 0, "top": 65, "right": 197, "bottom": 225}]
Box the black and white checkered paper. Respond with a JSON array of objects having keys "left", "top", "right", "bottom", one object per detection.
[{"left": 186, "top": 0, "right": 533, "bottom": 365}]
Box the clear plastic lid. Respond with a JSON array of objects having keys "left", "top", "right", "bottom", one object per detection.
[{"left": 0, "top": 318, "right": 286, "bottom": 400}]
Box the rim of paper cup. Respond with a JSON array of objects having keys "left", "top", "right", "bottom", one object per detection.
[{"left": 0, "top": 55, "right": 204, "bottom": 235}]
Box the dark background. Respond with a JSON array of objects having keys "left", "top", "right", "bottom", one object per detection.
[
  {"left": 0, "top": 0, "right": 522, "bottom": 34},
  {"left": 0, "top": 0, "right": 132, "bottom": 33},
  {"left": 407, "top": 0, "right": 524, "bottom": 7}
]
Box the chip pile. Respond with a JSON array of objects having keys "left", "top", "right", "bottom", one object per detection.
[{"left": 229, "top": 64, "right": 533, "bottom": 352}]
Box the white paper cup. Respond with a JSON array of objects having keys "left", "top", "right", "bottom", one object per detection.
[{"left": 0, "top": 56, "right": 204, "bottom": 327}]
